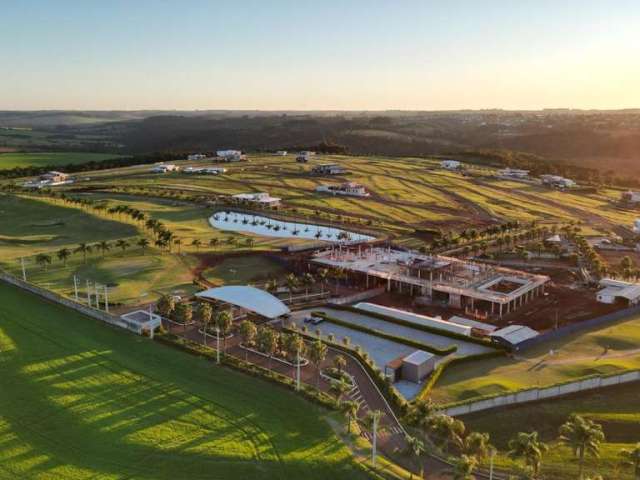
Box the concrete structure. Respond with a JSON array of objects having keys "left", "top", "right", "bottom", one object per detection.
[
  {"left": 120, "top": 310, "right": 162, "bottom": 334},
  {"left": 40, "top": 171, "right": 69, "bottom": 183},
  {"left": 196, "top": 285, "right": 290, "bottom": 319},
  {"left": 311, "top": 246, "right": 549, "bottom": 318},
  {"left": 622, "top": 191, "right": 640, "bottom": 204},
  {"left": 315, "top": 182, "right": 369, "bottom": 197},
  {"left": 401, "top": 350, "right": 436, "bottom": 382},
  {"left": 441, "top": 160, "right": 461, "bottom": 170},
  {"left": 312, "top": 163, "right": 346, "bottom": 175},
  {"left": 216, "top": 149, "right": 244, "bottom": 161},
  {"left": 497, "top": 167, "right": 529, "bottom": 179},
  {"left": 490, "top": 325, "right": 539, "bottom": 349},
  {"left": 151, "top": 164, "right": 179, "bottom": 173},
  {"left": 354, "top": 302, "right": 472, "bottom": 336},
  {"left": 232, "top": 192, "right": 281, "bottom": 207},
  {"left": 296, "top": 151, "right": 315, "bottom": 163},
  {"left": 540, "top": 174, "right": 576, "bottom": 189},
  {"left": 597, "top": 278, "right": 640, "bottom": 305}
]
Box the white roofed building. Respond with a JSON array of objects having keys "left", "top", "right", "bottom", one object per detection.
[
  {"left": 597, "top": 278, "right": 640, "bottom": 305},
  {"left": 216, "top": 150, "right": 244, "bottom": 161},
  {"left": 232, "top": 192, "right": 281, "bottom": 208},
  {"left": 441, "top": 160, "right": 461, "bottom": 170},
  {"left": 497, "top": 168, "right": 530, "bottom": 179},
  {"left": 490, "top": 325, "right": 539, "bottom": 349},
  {"left": 196, "top": 285, "right": 290, "bottom": 319},
  {"left": 315, "top": 182, "right": 369, "bottom": 197}
]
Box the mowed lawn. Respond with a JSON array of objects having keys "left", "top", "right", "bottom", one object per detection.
[
  {"left": 464, "top": 381, "right": 640, "bottom": 479},
  {"left": 429, "top": 313, "right": 640, "bottom": 404},
  {"left": 0, "top": 152, "right": 123, "bottom": 170},
  {"left": 0, "top": 282, "right": 368, "bottom": 480},
  {"left": 0, "top": 195, "right": 138, "bottom": 261}
]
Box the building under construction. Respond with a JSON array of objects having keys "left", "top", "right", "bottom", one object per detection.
[{"left": 311, "top": 246, "right": 549, "bottom": 318}]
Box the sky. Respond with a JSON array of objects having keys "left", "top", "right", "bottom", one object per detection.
[{"left": 1, "top": 0, "right": 639, "bottom": 110}]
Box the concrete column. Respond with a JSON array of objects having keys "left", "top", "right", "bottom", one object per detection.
[{"left": 499, "top": 303, "right": 503, "bottom": 317}]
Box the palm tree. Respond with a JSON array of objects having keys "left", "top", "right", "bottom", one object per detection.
[
  {"left": 197, "top": 302, "right": 212, "bottom": 345},
  {"left": 508, "top": 431, "right": 548, "bottom": 478},
  {"left": 56, "top": 248, "right": 71, "bottom": 266},
  {"left": 317, "top": 268, "right": 329, "bottom": 294},
  {"left": 451, "top": 454, "right": 478, "bottom": 480},
  {"left": 259, "top": 327, "right": 279, "bottom": 369},
  {"left": 97, "top": 240, "right": 111, "bottom": 257},
  {"left": 308, "top": 339, "right": 328, "bottom": 387},
  {"left": 245, "top": 237, "right": 255, "bottom": 248},
  {"left": 265, "top": 278, "right": 278, "bottom": 293},
  {"left": 74, "top": 243, "right": 92, "bottom": 263},
  {"left": 115, "top": 239, "right": 130, "bottom": 255},
  {"left": 208, "top": 238, "right": 219, "bottom": 250},
  {"left": 558, "top": 414, "right": 605, "bottom": 479},
  {"left": 156, "top": 294, "right": 175, "bottom": 318},
  {"left": 191, "top": 238, "right": 202, "bottom": 251},
  {"left": 302, "top": 272, "right": 315, "bottom": 299},
  {"left": 403, "top": 434, "right": 426, "bottom": 480},
  {"left": 463, "top": 431, "right": 492, "bottom": 460},
  {"left": 35, "top": 253, "right": 52, "bottom": 271},
  {"left": 285, "top": 273, "right": 298, "bottom": 303},
  {"left": 429, "top": 413, "right": 465, "bottom": 453},
  {"left": 174, "top": 302, "right": 193, "bottom": 325},
  {"left": 340, "top": 400, "right": 359, "bottom": 435},
  {"left": 135, "top": 237, "right": 149, "bottom": 254},
  {"left": 238, "top": 320, "right": 257, "bottom": 360},
  {"left": 173, "top": 237, "right": 182, "bottom": 253},
  {"left": 333, "top": 354, "right": 347, "bottom": 375},
  {"left": 620, "top": 443, "right": 640, "bottom": 480},
  {"left": 214, "top": 310, "right": 234, "bottom": 352}
]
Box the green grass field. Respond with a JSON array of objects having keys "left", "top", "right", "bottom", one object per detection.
[
  {"left": 0, "top": 152, "right": 123, "bottom": 170},
  {"left": 429, "top": 313, "right": 640, "bottom": 404},
  {"left": 202, "top": 255, "right": 289, "bottom": 286},
  {"left": 464, "top": 381, "right": 640, "bottom": 479},
  {"left": 0, "top": 281, "right": 368, "bottom": 480},
  {"left": 0, "top": 195, "right": 139, "bottom": 261}
]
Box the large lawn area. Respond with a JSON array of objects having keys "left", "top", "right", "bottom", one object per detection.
[
  {"left": 463, "top": 381, "right": 640, "bottom": 479},
  {"left": 429, "top": 313, "right": 640, "bottom": 404},
  {"left": 0, "top": 152, "right": 123, "bottom": 170},
  {"left": 0, "top": 282, "right": 368, "bottom": 480},
  {"left": 0, "top": 194, "right": 139, "bottom": 261}
]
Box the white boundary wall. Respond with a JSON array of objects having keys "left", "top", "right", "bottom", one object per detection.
[
  {"left": 444, "top": 370, "right": 640, "bottom": 417},
  {"left": 1, "top": 271, "right": 131, "bottom": 332}
]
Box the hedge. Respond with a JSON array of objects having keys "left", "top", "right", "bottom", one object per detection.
[
  {"left": 310, "top": 311, "right": 457, "bottom": 356},
  {"left": 329, "top": 304, "right": 503, "bottom": 350},
  {"left": 154, "top": 333, "right": 337, "bottom": 409}
]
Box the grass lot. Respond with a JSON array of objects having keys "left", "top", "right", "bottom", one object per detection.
[
  {"left": 429, "top": 313, "right": 640, "bottom": 404},
  {"left": 0, "top": 152, "right": 123, "bottom": 170},
  {"left": 464, "top": 382, "right": 640, "bottom": 479},
  {"left": 202, "top": 255, "right": 288, "bottom": 286},
  {"left": 0, "top": 282, "right": 368, "bottom": 480},
  {"left": 0, "top": 194, "right": 138, "bottom": 260}
]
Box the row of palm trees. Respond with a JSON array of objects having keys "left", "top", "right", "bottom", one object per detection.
[
  {"left": 405, "top": 399, "right": 640, "bottom": 479},
  {"left": 34, "top": 238, "right": 148, "bottom": 270}
]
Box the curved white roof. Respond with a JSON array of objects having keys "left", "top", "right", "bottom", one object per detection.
[{"left": 195, "top": 286, "right": 290, "bottom": 319}]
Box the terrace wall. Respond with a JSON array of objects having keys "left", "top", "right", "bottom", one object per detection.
[
  {"left": 443, "top": 370, "right": 640, "bottom": 417},
  {"left": 329, "top": 287, "right": 385, "bottom": 305},
  {"left": 0, "top": 270, "right": 130, "bottom": 331}
]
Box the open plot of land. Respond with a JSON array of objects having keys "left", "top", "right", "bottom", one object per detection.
[
  {"left": 429, "top": 312, "right": 640, "bottom": 405},
  {"left": 0, "top": 194, "right": 138, "bottom": 260},
  {"left": 0, "top": 152, "right": 123, "bottom": 170},
  {"left": 200, "top": 254, "right": 289, "bottom": 286},
  {"left": 0, "top": 282, "right": 368, "bottom": 480},
  {"left": 463, "top": 381, "right": 640, "bottom": 479}
]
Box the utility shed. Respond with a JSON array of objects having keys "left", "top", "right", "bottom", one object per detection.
[
  {"left": 490, "top": 325, "right": 538, "bottom": 349},
  {"left": 448, "top": 316, "right": 497, "bottom": 334},
  {"left": 401, "top": 350, "right": 436, "bottom": 382}
]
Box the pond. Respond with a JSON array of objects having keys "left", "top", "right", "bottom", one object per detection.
[{"left": 209, "top": 210, "right": 375, "bottom": 243}]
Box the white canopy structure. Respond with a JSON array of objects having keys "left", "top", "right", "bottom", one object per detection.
[{"left": 196, "top": 286, "right": 290, "bottom": 319}]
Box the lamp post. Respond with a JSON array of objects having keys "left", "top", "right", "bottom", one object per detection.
[
  {"left": 73, "top": 275, "right": 79, "bottom": 301},
  {"left": 296, "top": 350, "right": 301, "bottom": 391},
  {"left": 489, "top": 447, "right": 496, "bottom": 480},
  {"left": 216, "top": 326, "right": 221, "bottom": 364}
]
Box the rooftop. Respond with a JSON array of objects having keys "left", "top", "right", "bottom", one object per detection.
[{"left": 196, "top": 285, "right": 290, "bottom": 319}]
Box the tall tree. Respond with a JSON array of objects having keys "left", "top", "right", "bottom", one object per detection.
[
  {"left": 74, "top": 242, "right": 92, "bottom": 263},
  {"left": 98, "top": 240, "right": 111, "bottom": 257},
  {"left": 35, "top": 253, "right": 52, "bottom": 271},
  {"left": 214, "top": 310, "right": 233, "bottom": 352},
  {"left": 137, "top": 237, "right": 149, "bottom": 255},
  {"left": 308, "top": 339, "right": 328, "bottom": 387},
  {"left": 340, "top": 400, "right": 359, "bottom": 435},
  {"left": 620, "top": 443, "right": 640, "bottom": 480},
  {"left": 558, "top": 414, "right": 605, "bottom": 480},
  {"left": 156, "top": 294, "right": 175, "bottom": 318},
  {"left": 56, "top": 248, "right": 71, "bottom": 266},
  {"left": 239, "top": 320, "right": 257, "bottom": 361},
  {"left": 115, "top": 239, "right": 130, "bottom": 254},
  {"left": 197, "top": 302, "right": 212, "bottom": 344},
  {"left": 403, "top": 434, "right": 426, "bottom": 480},
  {"left": 508, "top": 431, "right": 548, "bottom": 478}
]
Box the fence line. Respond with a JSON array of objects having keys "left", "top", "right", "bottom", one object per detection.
[
  {"left": 0, "top": 270, "right": 131, "bottom": 332},
  {"left": 444, "top": 370, "right": 640, "bottom": 417}
]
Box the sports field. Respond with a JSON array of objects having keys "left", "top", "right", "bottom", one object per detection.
[
  {"left": 0, "top": 152, "right": 123, "bottom": 170},
  {"left": 0, "top": 282, "right": 369, "bottom": 480}
]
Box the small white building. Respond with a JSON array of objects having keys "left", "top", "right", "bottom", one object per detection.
[
  {"left": 622, "top": 191, "right": 640, "bottom": 204},
  {"left": 441, "top": 160, "right": 462, "bottom": 170},
  {"left": 217, "top": 150, "right": 244, "bottom": 161},
  {"left": 275, "top": 150, "right": 288, "bottom": 156},
  {"left": 540, "top": 174, "right": 576, "bottom": 189},
  {"left": 151, "top": 164, "right": 179, "bottom": 173},
  {"left": 497, "top": 168, "right": 530, "bottom": 179},
  {"left": 40, "top": 171, "right": 69, "bottom": 183},
  {"left": 596, "top": 278, "right": 640, "bottom": 305},
  {"left": 312, "top": 163, "right": 346, "bottom": 175},
  {"left": 120, "top": 310, "right": 162, "bottom": 335},
  {"left": 187, "top": 153, "right": 207, "bottom": 161},
  {"left": 315, "top": 182, "right": 369, "bottom": 197},
  {"left": 401, "top": 350, "right": 436, "bottom": 383},
  {"left": 490, "top": 325, "right": 539, "bottom": 349},
  {"left": 232, "top": 192, "right": 281, "bottom": 207}
]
